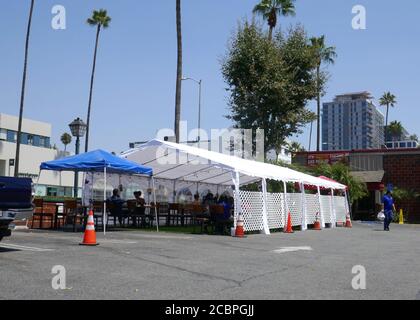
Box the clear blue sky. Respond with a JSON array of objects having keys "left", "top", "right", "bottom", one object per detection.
[{"left": 1, "top": 0, "right": 419, "bottom": 153}]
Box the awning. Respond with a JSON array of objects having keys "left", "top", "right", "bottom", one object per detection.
[{"left": 121, "top": 140, "right": 347, "bottom": 190}]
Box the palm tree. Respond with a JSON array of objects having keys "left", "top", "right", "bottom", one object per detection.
[
  {"left": 14, "top": 0, "right": 35, "bottom": 177},
  {"left": 60, "top": 133, "right": 72, "bottom": 152},
  {"left": 379, "top": 92, "right": 397, "bottom": 144},
  {"left": 85, "top": 9, "right": 111, "bottom": 152},
  {"left": 310, "top": 35, "right": 337, "bottom": 151},
  {"left": 287, "top": 141, "right": 305, "bottom": 154},
  {"left": 174, "top": 0, "right": 183, "bottom": 143},
  {"left": 387, "top": 121, "right": 403, "bottom": 142},
  {"left": 253, "top": 0, "right": 296, "bottom": 41}
]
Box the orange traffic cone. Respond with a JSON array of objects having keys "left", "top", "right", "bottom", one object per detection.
[
  {"left": 284, "top": 212, "right": 294, "bottom": 234},
  {"left": 235, "top": 214, "right": 245, "bottom": 238},
  {"left": 345, "top": 214, "right": 353, "bottom": 228},
  {"left": 313, "top": 212, "right": 322, "bottom": 231},
  {"left": 80, "top": 210, "right": 99, "bottom": 246}
]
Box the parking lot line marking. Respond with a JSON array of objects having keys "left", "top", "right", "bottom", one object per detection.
[
  {"left": 0, "top": 243, "right": 54, "bottom": 252},
  {"left": 100, "top": 240, "right": 138, "bottom": 244},
  {"left": 273, "top": 246, "right": 313, "bottom": 254}
]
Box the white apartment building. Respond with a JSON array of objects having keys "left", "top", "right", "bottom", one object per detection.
[
  {"left": 0, "top": 113, "right": 80, "bottom": 197},
  {"left": 322, "top": 92, "right": 385, "bottom": 151}
]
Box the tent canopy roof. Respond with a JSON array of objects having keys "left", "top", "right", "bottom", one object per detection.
[
  {"left": 40, "top": 149, "right": 153, "bottom": 175},
  {"left": 121, "top": 140, "right": 346, "bottom": 189}
]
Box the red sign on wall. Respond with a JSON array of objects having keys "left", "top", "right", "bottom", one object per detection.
[{"left": 307, "top": 153, "right": 349, "bottom": 167}]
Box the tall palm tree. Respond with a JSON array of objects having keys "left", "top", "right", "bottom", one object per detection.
[
  {"left": 85, "top": 9, "right": 111, "bottom": 152},
  {"left": 60, "top": 133, "right": 72, "bottom": 152},
  {"left": 379, "top": 92, "right": 397, "bottom": 144},
  {"left": 388, "top": 121, "right": 403, "bottom": 142},
  {"left": 253, "top": 0, "right": 296, "bottom": 41},
  {"left": 14, "top": 0, "right": 35, "bottom": 177},
  {"left": 174, "top": 0, "right": 183, "bottom": 143},
  {"left": 310, "top": 35, "right": 337, "bottom": 152}
]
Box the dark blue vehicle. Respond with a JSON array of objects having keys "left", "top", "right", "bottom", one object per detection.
[{"left": 0, "top": 177, "right": 33, "bottom": 241}]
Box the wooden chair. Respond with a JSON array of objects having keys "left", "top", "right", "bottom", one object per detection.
[
  {"left": 127, "top": 200, "right": 141, "bottom": 227},
  {"left": 191, "top": 205, "right": 210, "bottom": 234},
  {"left": 31, "top": 198, "right": 54, "bottom": 229},
  {"left": 92, "top": 201, "right": 105, "bottom": 229},
  {"left": 210, "top": 204, "right": 231, "bottom": 235},
  {"left": 64, "top": 200, "right": 84, "bottom": 232},
  {"left": 169, "top": 203, "right": 181, "bottom": 226}
]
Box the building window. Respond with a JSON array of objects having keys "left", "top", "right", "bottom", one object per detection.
[
  {"left": 27, "top": 134, "right": 34, "bottom": 146},
  {"left": 7, "top": 130, "right": 17, "bottom": 142},
  {"left": 0, "top": 128, "right": 7, "bottom": 141}
]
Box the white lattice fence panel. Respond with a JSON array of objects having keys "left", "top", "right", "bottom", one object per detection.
[
  {"left": 305, "top": 194, "right": 321, "bottom": 224},
  {"left": 236, "top": 191, "right": 264, "bottom": 232},
  {"left": 334, "top": 196, "right": 347, "bottom": 223},
  {"left": 320, "top": 195, "right": 332, "bottom": 224},
  {"left": 266, "top": 193, "right": 284, "bottom": 229},
  {"left": 287, "top": 193, "right": 303, "bottom": 226}
]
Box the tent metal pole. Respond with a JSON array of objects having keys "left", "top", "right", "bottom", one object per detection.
[
  {"left": 317, "top": 185, "right": 325, "bottom": 228},
  {"left": 330, "top": 188, "right": 336, "bottom": 228},
  {"left": 232, "top": 171, "right": 241, "bottom": 230},
  {"left": 283, "top": 181, "right": 289, "bottom": 229},
  {"left": 103, "top": 167, "right": 107, "bottom": 235},
  {"left": 261, "top": 178, "right": 270, "bottom": 235},
  {"left": 300, "top": 182, "right": 307, "bottom": 231},
  {"left": 151, "top": 176, "right": 159, "bottom": 233},
  {"left": 344, "top": 189, "right": 351, "bottom": 219}
]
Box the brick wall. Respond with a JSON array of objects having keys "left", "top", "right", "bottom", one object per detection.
[{"left": 383, "top": 154, "right": 420, "bottom": 223}]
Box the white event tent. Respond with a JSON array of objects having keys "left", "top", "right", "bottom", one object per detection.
[{"left": 121, "top": 139, "right": 349, "bottom": 235}]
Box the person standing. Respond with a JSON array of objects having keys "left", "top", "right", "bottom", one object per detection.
[{"left": 382, "top": 191, "right": 396, "bottom": 231}]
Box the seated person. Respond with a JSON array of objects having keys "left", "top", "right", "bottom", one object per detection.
[
  {"left": 107, "top": 188, "right": 126, "bottom": 226},
  {"left": 131, "top": 191, "right": 146, "bottom": 227},
  {"left": 134, "top": 191, "right": 146, "bottom": 207},
  {"left": 192, "top": 193, "right": 201, "bottom": 206},
  {"left": 203, "top": 192, "right": 216, "bottom": 206}
]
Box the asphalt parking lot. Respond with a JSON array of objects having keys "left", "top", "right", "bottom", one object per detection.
[{"left": 1, "top": 222, "right": 419, "bottom": 300}]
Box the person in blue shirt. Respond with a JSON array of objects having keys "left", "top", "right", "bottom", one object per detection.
[{"left": 382, "top": 191, "right": 396, "bottom": 231}]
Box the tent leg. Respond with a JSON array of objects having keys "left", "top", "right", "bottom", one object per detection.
[
  {"left": 317, "top": 185, "right": 325, "bottom": 228},
  {"left": 330, "top": 188, "right": 336, "bottom": 228},
  {"left": 283, "top": 181, "right": 289, "bottom": 229},
  {"left": 300, "top": 182, "right": 307, "bottom": 231},
  {"left": 261, "top": 179, "right": 270, "bottom": 235},
  {"left": 231, "top": 171, "right": 242, "bottom": 230},
  {"left": 344, "top": 189, "right": 351, "bottom": 219},
  {"left": 151, "top": 176, "right": 159, "bottom": 233}
]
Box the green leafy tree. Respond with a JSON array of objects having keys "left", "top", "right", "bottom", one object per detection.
[
  {"left": 379, "top": 92, "right": 397, "bottom": 144},
  {"left": 392, "top": 187, "right": 419, "bottom": 222},
  {"left": 174, "top": 0, "right": 183, "bottom": 143},
  {"left": 222, "top": 23, "right": 317, "bottom": 156},
  {"left": 409, "top": 134, "right": 418, "bottom": 142},
  {"left": 85, "top": 9, "right": 111, "bottom": 152},
  {"left": 14, "top": 0, "right": 35, "bottom": 177},
  {"left": 387, "top": 121, "right": 404, "bottom": 141},
  {"left": 60, "top": 133, "right": 72, "bottom": 152},
  {"left": 253, "top": 0, "right": 296, "bottom": 41},
  {"left": 310, "top": 35, "right": 337, "bottom": 151},
  {"left": 312, "top": 163, "right": 368, "bottom": 205}
]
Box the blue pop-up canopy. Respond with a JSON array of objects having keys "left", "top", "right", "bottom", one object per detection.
[
  {"left": 40, "top": 149, "right": 153, "bottom": 176},
  {"left": 39, "top": 150, "right": 157, "bottom": 234}
]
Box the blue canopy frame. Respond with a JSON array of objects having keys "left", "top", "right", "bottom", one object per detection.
[{"left": 39, "top": 150, "right": 158, "bottom": 234}]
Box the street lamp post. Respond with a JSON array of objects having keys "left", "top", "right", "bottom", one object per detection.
[
  {"left": 182, "top": 77, "right": 202, "bottom": 146},
  {"left": 69, "top": 118, "right": 87, "bottom": 199}
]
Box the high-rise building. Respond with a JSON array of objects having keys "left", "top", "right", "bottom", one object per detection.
[{"left": 322, "top": 92, "right": 385, "bottom": 151}]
